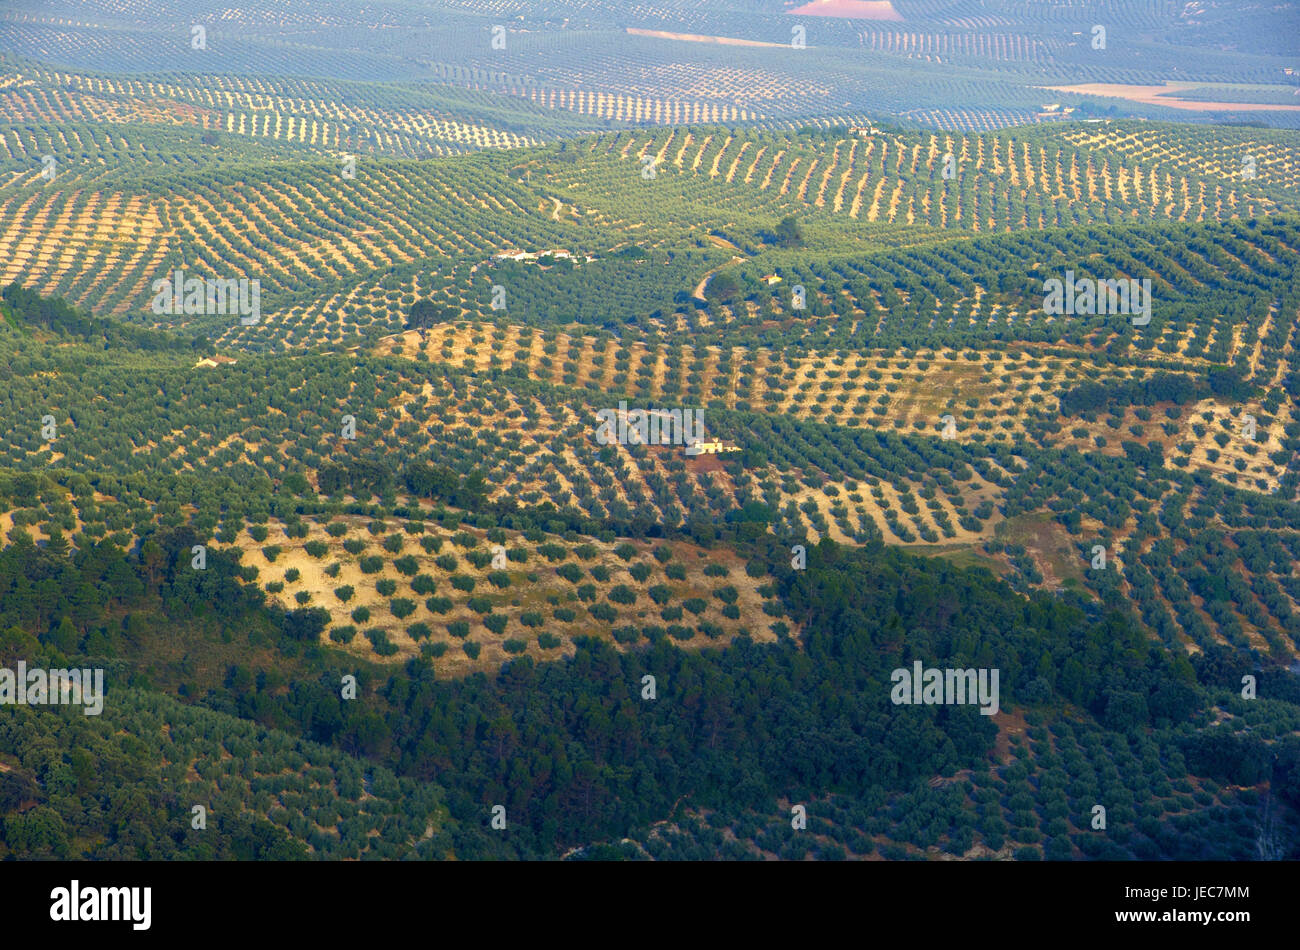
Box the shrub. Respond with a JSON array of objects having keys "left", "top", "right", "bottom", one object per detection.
[
  {"left": 703, "top": 563, "right": 729, "bottom": 577},
  {"left": 608, "top": 585, "right": 636, "bottom": 605},
  {"left": 262, "top": 545, "right": 283, "bottom": 562},
  {"left": 648, "top": 585, "right": 672, "bottom": 605},
  {"left": 435, "top": 554, "right": 458, "bottom": 571},
  {"left": 294, "top": 591, "right": 311, "bottom": 605},
  {"left": 660, "top": 606, "right": 683, "bottom": 621},
  {"left": 366, "top": 629, "right": 398, "bottom": 656},
  {"left": 588, "top": 602, "right": 617, "bottom": 622},
  {"left": 556, "top": 563, "right": 583, "bottom": 583},
  {"left": 683, "top": 597, "right": 708, "bottom": 615},
  {"left": 419, "top": 535, "right": 442, "bottom": 553},
  {"left": 713, "top": 585, "right": 739, "bottom": 604},
  {"left": 520, "top": 611, "right": 544, "bottom": 628},
  {"left": 665, "top": 563, "right": 687, "bottom": 581},
  {"left": 537, "top": 632, "right": 561, "bottom": 649},
  {"left": 611, "top": 625, "right": 640, "bottom": 644},
  {"left": 425, "top": 596, "right": 453, "bottom": 614},
  {"left": 447, "top": 621, "right": 470, "bottom": 639},
  {"left": 653, "top": 545, "right": 673, "bottom": 563},
  {"left": 284, "top": 567, "right": 301, "bottom": 583},
  {"left": 390, "top": 598, "right": 416, "bottom": 619},
  {"left": 406, "top": 622, "right": 431, "bottom": 641},
  {"left": 628, "top": 563, "right": 652, "bottom": 582},
  {"left": 589, "top": 564, "right": 612, "bottom": 582},
  {"left": 329, "top": 625, "right": 356, "bottom": 644},
  {"left": 467, "top": 596, "right": 494, "bottom": 614},
  {"left": 304, "top": 540, "right": 328, "bottom": 558},
  {"left": 450, "top": 574, "right": 476, "bottom": 592},
  {"left": 487, "top": 571, "right": 511, "bottom": 589},
  {"left": 484, "top": 614, "right": 509, "bottom": 635},
  {"left": 410, "top": 574, "right": 437, "bottom": 595},
  {"left": 460, "top": 640, "right": 482, "bottom": 659},
  {"left": 248, "top": 525, "right": 270, "bottom": 542},
  {"left": 324, "top": 563, "right": 341, "bottom": 578},
  {"left": 343, "top": 539, "right": 366, "bottom": 555},
  {"left": 350, "top": 606, "right": 371, "bottom": 623},
  {"left": 375, "top": 578, "right": 397, "bottom": 596},
  {"left": 502, "top": 638, "right": 526, "bottom": 654},
  {"left": 393, "top": 555, "right": 419, "bottom": 576},
  {"left": 613, "top": 542, "right": 637, "bottom": 561},
  {"left": 334, "top": 585, "right": 355, "bottom": 602},
  {"left": 667, "top": 624, "right": 693, "bottom": 640},
  {"left": 573, "top": 544, "right": 599, "bottom": 560},
  {"left": 552, "top": 607, "right": 576, "bottom": 622},
  {"left": 721, "top": 604, "right": 741, "bottom": 620},
  {"left": 359, "top": 555, "right": 384, "bottom": 574},
  {"left": 325, "top": 523, "right": 348, "bottom": 538}
]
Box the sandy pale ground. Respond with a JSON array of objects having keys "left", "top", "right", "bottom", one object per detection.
[
  {"left": 788, "top": 0, "right": 903, "bottom": 21},
  {"left": 1040, "top": 83, "right": 1300, "bottom": 113},
  {"left": 625, "top": 28, "right": 787, "bottom": 48}
]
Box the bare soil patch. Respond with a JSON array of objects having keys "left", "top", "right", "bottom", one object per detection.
[
  {"left": 1040, "top": 83, "right": 1300, "bottom": 113},
  {"left": 788, "top": 0, "right": 903, "bottom": 21},
  {"left": 626, "top": 28, "right": 787, "bottom": 48}
]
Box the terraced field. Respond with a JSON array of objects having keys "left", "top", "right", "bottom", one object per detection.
[
  {"left": 230, "top": 515, "right": 780, "bottom": 668},
  {"left": 6, "top": 85, "right": 1295, "bottom": 345},
  {"left": 3, "top": 0, "right": 1300, "bottom": 868}
]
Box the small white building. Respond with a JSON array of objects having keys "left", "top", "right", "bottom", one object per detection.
[
  {"left": 194, "top": 355, "right": 237, "bottom": 368},
  {"left": 685, "top": 440, "right": 741, "bottom": 456}
]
